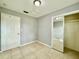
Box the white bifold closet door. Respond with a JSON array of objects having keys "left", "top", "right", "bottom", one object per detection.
[
  {"left": 52, "top": 16, "right": 64, "bottom": 52},
  {"left": 1, "top": 12, "right": 20, "bottom": 51}
]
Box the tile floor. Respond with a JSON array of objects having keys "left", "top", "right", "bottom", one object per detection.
[{"left": 0, "top": 42, "right": 79, "bottom": 59}]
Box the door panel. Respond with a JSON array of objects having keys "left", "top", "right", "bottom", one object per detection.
[
  {"left": 1, "top": 13, "right": 20, "bottom": 51},
  {"left": 1, "top": 13, "right": 7, "bottom": 51},
  {"left": 52, "top": 16, "right": 64, "bottom": 52}
]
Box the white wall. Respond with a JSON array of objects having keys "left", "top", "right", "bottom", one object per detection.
[
  {"left": 38, "top": 3, "right": 79, "bottom": 46},
  {"left": 38, "top": 17, "right": 51, "bottom": 46},
  {"left": 0, "top": 7, "right": 37, "bottom": 45},
  {"left": 21, "top": 16, "right": 37, "bottom": 44}
]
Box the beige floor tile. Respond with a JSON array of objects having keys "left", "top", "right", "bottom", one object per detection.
[
  {"left": 24, "top": 53, "right": 37, "bottom": 59},
  {"left": 0, "top": 42, "right": 79, "bottom": 59},
  {"left": 20, "top": 47, "right": 35, "bottom": 56},
  {"left": 11, "top": 48, "right": 21, "bottom": 56},
  {"left": 1, "top": 50, "right": 11, "bottom": 59},
  {"left": 11, "top": 55, "right": 23, "bottom": 59},
  {"left": 0, "top": 53, "right": 3, "bottom": 59},
  {"left": 35, "top": 52, "right": 50, "bottom": 59}
]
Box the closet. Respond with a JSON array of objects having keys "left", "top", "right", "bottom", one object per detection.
[
  {"left": 0, "top": 12, "right": 20, "bottom": 52},
  {"left": 51, "top": 13, "right": 79, "bottom": 52},
  {"left": 64, "top": 13, "right": 79, "bottom": 52}
]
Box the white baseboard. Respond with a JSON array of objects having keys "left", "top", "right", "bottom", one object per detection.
[
  {"left": 0, "top": 40, "right": 51, "bottom": 53},
  {"left": 20, "top": 41, "right": 37, "bottom": 47},
  {"left": 0, "top": 51, "right": 3, "bottom": 53},
  {"left": 20, "top": 40, "right": 51, "bottom": 48},
  {"left": 0, "top": 41, "right": 36, "bottom": 53},
  {"left": 37, "top": 40, "right": 51, "bottom": 48}
]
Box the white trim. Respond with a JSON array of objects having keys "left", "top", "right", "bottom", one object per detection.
[
  {"left": 37, "top": 40, "right": 51, "bottom": 48},
  {"left": 50, "top": 19, "right": 54, "bottom": 48},
  {"left": 20, "top": 41, "right": 37, "bottom": 47},
  {"left": 0, "top": 40, "right": 51, "bottom": 53},
  {"left": 51, "top": 10, "right": 79, "bottom": 52},
  {"left": 0, "top": 41, "right": 36, "bottom": 53},
  {"left": 52, "top": 10, "right": 79, "bottom": 19},
  {"left": 0, "top": 51, "right": 3, "bottom": 53},
  {"left": 61, "top": 10, "right": 79, "bottom": 16}
]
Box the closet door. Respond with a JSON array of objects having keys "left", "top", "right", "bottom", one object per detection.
[
  {"left": 52, "top": 16, "right": 64, "bottom": 52},
  {"left": 1, "top": 13, "right": 20, "bottom": 51}
]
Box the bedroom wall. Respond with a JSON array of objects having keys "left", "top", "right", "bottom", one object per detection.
[
  {"left": 38, "top": 3, "right": 79, "bottom": 46},
  {"left": 20, "top": 16, "right": 37, "bottom": 44},
  {"left": 38, "top": 17, "right": 51, "bottom": 46},
  {"left": 0, "top": 7, "right": 37, "bottom": 45}
]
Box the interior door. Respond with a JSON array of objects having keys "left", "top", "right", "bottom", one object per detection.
[
  {"left": 51, "top": 16, "right": 64, "bottom": 52},
  {"left": 1, "top": 12, "right": 20, "bottom": 51}
]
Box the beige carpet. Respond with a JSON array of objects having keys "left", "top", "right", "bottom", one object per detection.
[{"left": 0, "top": 42, "right": 79, "bottom": 59}]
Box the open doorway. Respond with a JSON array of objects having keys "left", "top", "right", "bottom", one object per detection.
[
  {"left": 64, "top": 13, "right": 79, "bottom": 52},
  {"left": 51, "top": 10, "right": 79, "bottom": 53}
]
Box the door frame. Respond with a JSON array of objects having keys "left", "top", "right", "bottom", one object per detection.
[{"left": 51, "top": 10, "right": 79, "bottom": 52}]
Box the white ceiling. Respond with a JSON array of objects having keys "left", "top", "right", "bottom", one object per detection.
[{"left": 0, "top": 0, "right": 79, "bottom": 18}]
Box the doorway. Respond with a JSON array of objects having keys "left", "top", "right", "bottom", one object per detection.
[
  {"left": 51, "top": 10, "right": 79, "bottom": 52},
  {"left": 64, "top": 13, "right": 79, "bottom": 52}
]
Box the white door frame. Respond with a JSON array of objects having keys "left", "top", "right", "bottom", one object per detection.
[{"left": 51, "top": 10, "right": 79, "bottom": 51}]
